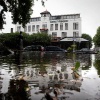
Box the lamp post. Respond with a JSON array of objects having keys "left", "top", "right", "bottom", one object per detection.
[
  {"left": 19, "top": 31, "right": 23, "bottom": 50},
  {"left": 78, "top": 37, "right": 81, "bottom": 50},
  {"left": 73, "top": 36, "right": 75, "bottom": 53},
  {"left": 18, "top": 31, "right": 23, "bottom": 65}
]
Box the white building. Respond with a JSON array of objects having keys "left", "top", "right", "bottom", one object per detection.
[{"left": 15, "top": 10, "right": 81, "bottom": 38}]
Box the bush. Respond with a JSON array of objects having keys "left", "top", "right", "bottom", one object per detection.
[{"left": 0, "top": 32, "right": 52, "bottom": 50}]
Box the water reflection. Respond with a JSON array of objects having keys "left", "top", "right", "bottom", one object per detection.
[
  {"left": 0, "top": 51, "right": 99, "bottom": 100},
  {"left": 94, "top": 54, "right": 100, "bottom": 76},
  {"left": 3, "top": 79, "right": 30, "bottom": 100}
]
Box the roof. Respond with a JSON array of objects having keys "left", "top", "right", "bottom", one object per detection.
[
  {"left": 60, "top": 37, "right": 88, "bottom": 42},
  {"left": 40, "top": 10, "right": 51, "bottom": 14},
  {"left": 52, "top": 13, "right": 80, "bottom": 17}
]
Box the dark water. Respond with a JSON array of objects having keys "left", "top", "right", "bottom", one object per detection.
[{"left": 0, "top": 51, "right": 100, "bottom": 100}]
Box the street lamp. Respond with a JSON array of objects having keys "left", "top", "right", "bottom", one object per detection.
[
  {"left": 73, "top": 36, "right": 76, "bottom": 53},
  {"left": 19, "top": 31, "right": 23, "bottom": 50}
]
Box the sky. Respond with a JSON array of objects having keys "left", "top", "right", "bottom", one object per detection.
[{"left": 0, "top": 0, "right": 100, "bottom": 38}]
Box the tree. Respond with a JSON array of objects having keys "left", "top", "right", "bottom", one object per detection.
[
  {"left": 93, "top": 26, "right": 100, "bottom": 47},
  {"left": 0, "top": 32, "right": 51, "bottom": 49},
  {"left": 0, "top": 0, "right": 45, "bottom": 29},
  {"left": 29, "top": 32, "right": 52, "bottom": 46},
  {"left": 81, "top": 33, "right": 92, "bottom": 48}
]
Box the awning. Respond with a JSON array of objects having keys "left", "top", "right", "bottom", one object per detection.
[{"left": 60, "top": 37, "right": 88, "bottom": 42}]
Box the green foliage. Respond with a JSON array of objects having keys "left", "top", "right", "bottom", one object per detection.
[
  {"left": 67, "top": 44, "right": 76, "bottom": 52},
  {"left": 81, "top": 33, "right": 92, "bottom": 48},
  {"left": 0, "top": 0, "right": 33, "bottom": 29},
  {"left": 71, "top": 44, "right": 76, "bottom": 49},
  {"left": 0, "top": 0, "right": 46, "bottom": 29},
  {"left": 29, "top": 32, "right": 51, "bottom": 45},
  {"left": 67, "top": 47, "right": 72, "bottom": 52},
  {"left": 0, "top": 32, "right": 51, "bottom": 50},
  {"left": 75, "top": 61, "right": 80, "bottom": 71},
  {"left": 0, "top": 0, "right": 7, "bottom": 29},
  {"left": 93, "top": 26, "right": 100, "bottom": 46},
  {"left": 0, "top": 32, "right": 21, "bottom": 49}
]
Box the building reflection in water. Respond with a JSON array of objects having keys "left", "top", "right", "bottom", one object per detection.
[
  {"left": 0, "top": 52, "right": 92, "bottom": 100},
  {"left": 14, "top": 61, "right": 83, "bottom": 99}
]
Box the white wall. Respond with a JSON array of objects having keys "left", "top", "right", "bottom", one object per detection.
[{"left": 15, "top": 12, "right": 81, "bottom": 38}]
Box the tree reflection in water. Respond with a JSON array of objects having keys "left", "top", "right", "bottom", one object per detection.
[
  {"left": 0, "top": 79, "right": 31, "bottom": 100},
  {"left": 94, "top": 59, "right": 100, "bottom": 76}
]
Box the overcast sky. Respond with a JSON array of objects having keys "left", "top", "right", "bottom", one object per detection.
[{"left": 1, "top": 0, "right": 100, "bottom": 38}]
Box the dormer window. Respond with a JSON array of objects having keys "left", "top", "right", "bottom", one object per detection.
[
  {"left": 44, "top": 14, "right": 46, "bottom": 17},
  {"left": 41, "top": 14, "right": 46, "bottom": 17}
]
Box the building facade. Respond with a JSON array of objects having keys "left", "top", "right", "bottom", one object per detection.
[{"left": 15, "top": 10, "right": 81, "bottom": 38}]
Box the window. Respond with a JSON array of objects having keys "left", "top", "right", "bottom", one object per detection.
[
  {"left": 60, "top": 23, "right": 63, "bottom": 30},
  {"left": 52, "top": 32, "right": 57, "bottom": 37},
  {"left": 24, "top": 26, "right": 27, "bottom": 32},
  {"left": 62, "top": 32, "right": 67, "bottom": 38},
  {"left": 32, "top": 25, "right": 35, "bottom": 32},
  {"left": 65, "top": 23, "right": 68, "bottom": 30},
  {"left": 67, "top": 16, "right": 70, "bottom": 19},
  {"left": 50, "top": 24, "right": 53, "bottom": 31},
  {"left": 63, "top": 15, "right": 67, "bottom": 19},
  {"left": 42, "top": 14, "right": 46, "bottom": 17},
  {"left": 28, "top": 25, "right": 31, "bottom": 32},
  {"left": 17, "top": 26, "right": 21, "bottom": 32},
  {"left": 36, "top": 25, "right": 39, "bottom": 31},
  {"left": 32, "top": 19, "right": 35, "bottom": 21},
  {"left": 42, "top": 24, "right": 47, "bottom": 29},
  {"left": 30, "top": 19, "right": 32, "bottom": 22},
  {"left": 71, "top": 15, "right": 75, "bottom": 19},
  {"left": 73, "top": 23, "right": 78, "bottom": 30},
  {"left": 73, "top": 32, "right": 79, "bottom": 37},
  {"left": 55, "top": 24, "right": 58, "bottom": 30},
  {"left": 51, "top": 16, "right": 55, "bottom": 20},
  {"left": 75, "top": 15, "right": 80, "bottom": 18},
  {"left": 76, "top": 32, "right": 79, "bottom": 37}
]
